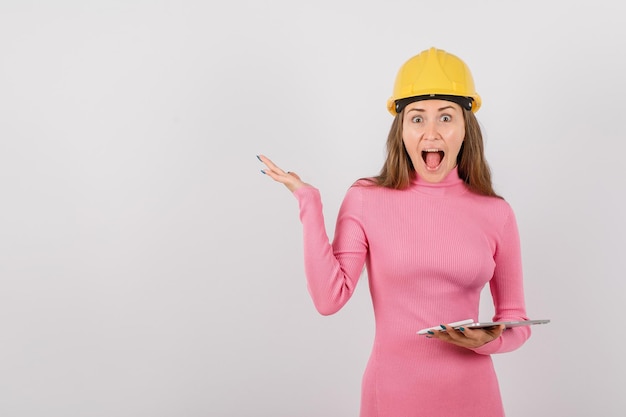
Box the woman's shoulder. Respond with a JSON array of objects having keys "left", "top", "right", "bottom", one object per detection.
[
  {"left": 338, "top": 177, "right": 387, "bottom": 204},
  {"left": 347, "top": 177, "right": 393, "bottom": 196},
  {"left": 351, "top": 177, "right": 378, "bottom": 188},
  {"left": 465, "top": 190, "right": 516, "bottom": 219}
]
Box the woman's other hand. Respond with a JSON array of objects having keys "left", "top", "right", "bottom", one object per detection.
[
  {"left": 257, "top": 154, "right": 308, "bottom": 192},
  {"left": 427, "top": 323, "right": 505, "bottom": 349}
]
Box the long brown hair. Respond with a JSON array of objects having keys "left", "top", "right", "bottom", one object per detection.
[{"left": 370, "top": 107, "right": 501, "bottom": 198}]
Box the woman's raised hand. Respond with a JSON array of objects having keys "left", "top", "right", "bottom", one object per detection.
[{"left": 257, "top": 155, "right": 308, "bottom": 192}]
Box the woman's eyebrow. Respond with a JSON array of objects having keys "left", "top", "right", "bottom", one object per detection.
[{"left": 407, "top": 105, "right": 457, "bottom": 113}]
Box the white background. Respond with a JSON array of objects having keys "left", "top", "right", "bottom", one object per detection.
[{"left": 1, "top": 1, "right": 625, "bottom": 416}]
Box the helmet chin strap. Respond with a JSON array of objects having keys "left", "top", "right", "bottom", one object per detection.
[{"left": 395, "top": 94, "right": 474, "bottom": 114}]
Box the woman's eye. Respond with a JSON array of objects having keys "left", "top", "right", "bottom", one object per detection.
[
  {"left": 411, "top": 116, "right": 423, "bottom": 123},
  {"left": 441, "top": 115, "right": 451, "bottom": 122}
]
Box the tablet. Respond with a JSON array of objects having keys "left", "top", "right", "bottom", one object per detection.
[
  {"left": 417, "top": 319, "right": 550, "bottom": 335},
  {"left": 465, "top": 319, "right": 550, "bottom": 329}
]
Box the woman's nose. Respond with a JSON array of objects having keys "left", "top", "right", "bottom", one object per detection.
[{"left": 422, "top": 120, "right": 440, "bottom": 139}]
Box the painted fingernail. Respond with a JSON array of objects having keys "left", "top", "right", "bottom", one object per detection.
[
  {"left": 425, "top": 335, "right": 432, "bottom": 339},
  {"left": 427, "top": 330, "right": 435, "bottom": 335},
  {"left": 260, "top": 169, "right": 266, "bottom": 174},
  {"left": 440, "top": 325, "right": 447, "bottom": 330},
  {"left": 459, "top": 327, "right": 465, "bottom": 332},
  {"left": 256, "top": 155, "right": 262, "bottom": 161}
]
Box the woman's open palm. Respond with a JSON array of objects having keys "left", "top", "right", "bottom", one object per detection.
[{"left": 257, "top": 154, "right": 309, "bottom": 192}]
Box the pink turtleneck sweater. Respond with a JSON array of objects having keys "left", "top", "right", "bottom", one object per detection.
[{"left": 293, "top": 168, "right": 530, "bottom": 417}]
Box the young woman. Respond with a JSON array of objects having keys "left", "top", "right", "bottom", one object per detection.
[{"left": 258, "top": 47, "right": 530, "bottom": 417}]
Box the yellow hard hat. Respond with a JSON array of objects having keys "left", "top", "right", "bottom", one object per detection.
[{"left": 387, "top": 47, "right": 482, "bottom": 115}]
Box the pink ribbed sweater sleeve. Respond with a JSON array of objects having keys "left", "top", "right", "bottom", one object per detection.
[
  {"left": 472, "top": 208, "right": 531, "bottom": 355},
  {"left": 293, "top": 185, "right": 367, "bottom": 316}
]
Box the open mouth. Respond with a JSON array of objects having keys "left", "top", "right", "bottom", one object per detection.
[{"left": 421, "top": 149, "right": 445, "bottom": 170}]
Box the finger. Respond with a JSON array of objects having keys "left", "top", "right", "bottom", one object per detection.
[
  {"left": 460, "top": 325, "right": 503, "bottom": 347},
  {"left": 440, "top": 323, "right": 468, "bottom": 342},
  {"left": 287, "top": 171, "right": 301, "bottom": 181},
  {"left": 258, "top": 154, "right": 288, "bottom": 176},
  {"left": 427, "top": 324, "right": 460, "bottom": 341},
  {"left": 257, "top": 154, "right": 306, "bottom": 192},
  {"left": 263, "top": 167, "right": 293, "bottom": 184},
  {"left": 431, "top": 325, "right": 483, "bottom": 348},
  {"left": 484, "top": 324, "right": 505, "bottom": 339},
  {"left": 257, "top": 155, "right": 288, "bottom": 181}
]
